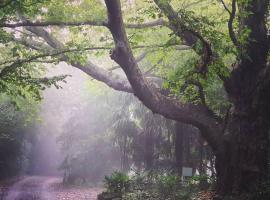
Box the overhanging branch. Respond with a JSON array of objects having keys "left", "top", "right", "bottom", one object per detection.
[
  {"left": 1, "top": 18, "right": 167, "bottom": 29},
  {"left": 105, "top": 0, "right": 222, "bottom": 152}
]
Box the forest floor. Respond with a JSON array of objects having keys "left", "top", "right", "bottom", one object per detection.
[{"left": 0, "top": 176, "right": 102, "bottom": 200}]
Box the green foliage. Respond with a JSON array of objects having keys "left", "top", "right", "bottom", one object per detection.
[
  {"left": 0, "top": 0, "right": 51, "bottom": 19},
  {"left": 0, "top": 72, "right": 69, "bottom": 108},
  {"left": 100, "top": 170, "right": 209, "bottom": 200},
  {"left": 44, "top": 0, "right": 106, "bottom": 22},
  {"left": 104, "top": 171, "right": 131, "bottom": 194},
  {"left": 0, "top": 0, "right": 236, "bottom": 121},
  {"left": 156, "top": 174, "right": 180, "bottom": 199},
  {"left": 0, "top": 95, "right": 37, "bottom": 180},
  {"left": 64, "top": 51, "right": 88, "bottom": 65}
]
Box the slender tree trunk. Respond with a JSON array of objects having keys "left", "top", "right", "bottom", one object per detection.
[
  {"left": 144, "top": 128, "right": 154, "bottom": 170},
  {"left": 122, "top": 134, "right": 129, "bottom": 172},
  {"left": 175, "top": 122, "right": 184, "bottom": 176},
  {"left": 198, "top": 136, "right": 203, "bottom": 175}
]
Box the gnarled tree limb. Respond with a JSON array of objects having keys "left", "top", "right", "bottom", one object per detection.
[
  {"left": 105, "top": 0, "right": 222, "bottom": 152},
  {"left": 13, "top": 8, "right": 222, "bottom": 151}
]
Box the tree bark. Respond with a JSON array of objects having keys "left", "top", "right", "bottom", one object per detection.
[
  {"left": 215, "top": 116, "right": 269, "bottom": 194},
  {"left": 214, "top": 0, "right": 270, "bottom": 195}
]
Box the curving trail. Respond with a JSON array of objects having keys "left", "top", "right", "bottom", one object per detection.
[{"left": 3, "top": 176, "right": 101, "bottom": 200}]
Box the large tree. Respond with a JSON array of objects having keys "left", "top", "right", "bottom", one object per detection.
[{"left": 1, "top": 0, "right": 270, "bottom": 196}]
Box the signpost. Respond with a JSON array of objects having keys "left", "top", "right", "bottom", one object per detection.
[{"left": 182, "top": 167, "right": 193, "bottom": 177}]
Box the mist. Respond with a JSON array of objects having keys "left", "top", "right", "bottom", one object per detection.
[{"left": 26, "top": 62, "right": 121, "bottom": 181}]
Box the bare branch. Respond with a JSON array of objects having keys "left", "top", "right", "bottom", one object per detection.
[
  {"left": 218, "top": 0, "right": 232, "bottom": 15},
  {"left": 1, "top": 20, "right": 106, "bottom": 28},
  {"left": 13, "top": 37, "right": 51, "bottom": 51},
  {"left": 228, "top": 0, "right": 238, "bottom": 46}
]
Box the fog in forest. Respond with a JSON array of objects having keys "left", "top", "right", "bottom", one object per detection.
[
  {"left": 27, "top": 62, "right": 124, "bottom": 183},
  {"left": 28, "top": 62, "right": 89, "bottom": 176},
  {"left": 1, "top": 61, "right": 207, "bottom": 190}
]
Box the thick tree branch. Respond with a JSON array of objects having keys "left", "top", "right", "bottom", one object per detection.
[
  {"left": 13, "top": 37, "right": 51, "bottom": 51},
  {"left": 1, "top": 18, "right": 166, "bottom": 29},
  {"left": 109, "top": 51, "right": 149, "bottom": 71},
  {"left": 105, "top": 0, "right": 222, "bottom": 152},
  {"left": 12, "top": 24, "right": 133, "bottom": 93},
  {"left": 12, "top": 31, "right": 184, "bottom": 94},
  {"left": 10, "top": 14, "right": 190, "bottom": 94}
]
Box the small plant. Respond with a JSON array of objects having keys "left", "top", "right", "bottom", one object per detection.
[
  {"left": 156, "top": 174, "right": 180, "bottom": 199},
  {"left": 104, "top": 171, "right": 130, "bottom": 194},
  {"left": 99, "top": 171, "right": 214, "bottom": 200},
  {"left": 186, "top": 174, "right": 212, "bottom": 190}
]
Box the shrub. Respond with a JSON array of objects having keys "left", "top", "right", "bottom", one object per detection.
[
  {"left": 100, "top": 170, "right": 212, "bottom": 200},
  {"left": 104, "top": 171, "right": 130, "bottom": 194},
  {"left": 156, "top": 174, "right": 181, "bottom": 199}
]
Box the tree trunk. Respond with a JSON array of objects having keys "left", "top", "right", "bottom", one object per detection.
[
  {"left": 175, "top": 122, "right": 184, "bottom": 176},
  {"left": 216, "top": 0, "right": 270, "bottom": 195},
  {"left": 198, "top": 136, "right": 205, "bottom": 176},
  {"left": 215, "top": 112, "right": 269, "bottom": 195},
  {"left": 144, "top": 128, "right": 154, "bottom": 170}
]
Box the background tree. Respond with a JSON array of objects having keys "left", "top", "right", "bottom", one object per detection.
[{"left": 0, "top": 94, "right": 38, "bottom": 180}]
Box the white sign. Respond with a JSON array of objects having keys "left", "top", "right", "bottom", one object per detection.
[{"left": 182, "top": 167, "right": 193, "bottom": 177}]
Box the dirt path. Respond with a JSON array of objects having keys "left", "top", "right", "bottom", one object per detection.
[{"left": 2, "top": 176, "right": 102, "bottom": 200}]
